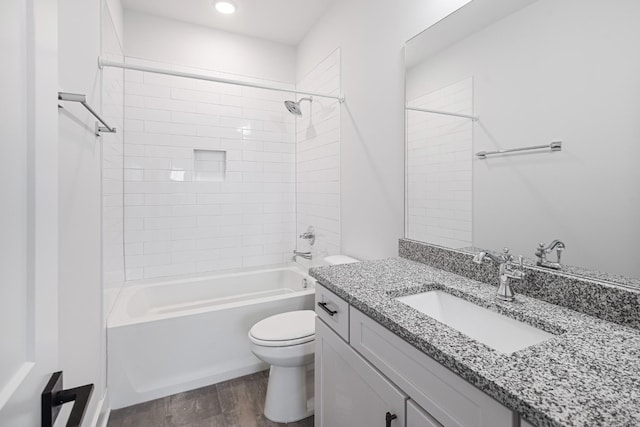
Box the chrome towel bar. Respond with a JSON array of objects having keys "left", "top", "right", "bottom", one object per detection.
[
  {"left": 476, "top": 140, "right": 562, "bottom": 159},
  {"left": 58, "top": 92, "right": 116, "bottom": 136}
]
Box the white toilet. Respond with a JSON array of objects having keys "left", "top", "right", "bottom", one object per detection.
[
  {"left": 249, "top": 310, "right": 316, "bottom": 423},
  {"left": 249, "top": 254, "right": 359, "bottom": 423}
]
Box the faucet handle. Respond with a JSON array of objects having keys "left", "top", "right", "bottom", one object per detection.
[
  {"left": 299, "top": 225, "right": 316, "bottom": 246},
  {"left": 555, "top": 245, "right": 563, "bottom": 264}
]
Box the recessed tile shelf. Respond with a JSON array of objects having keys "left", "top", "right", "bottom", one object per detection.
[{"left": 194, "top": 149, "right": 226, "bottom": 182}]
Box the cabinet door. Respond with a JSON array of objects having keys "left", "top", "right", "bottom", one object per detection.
[
  {"left": 407, "top": 400, "right": 443, "bottom": 427},
  {"left": 315, "top": 318, "right": 406, "bottom": 427},
  {"left": 349, "top": 307, "right": 515, "bottom": 427}
]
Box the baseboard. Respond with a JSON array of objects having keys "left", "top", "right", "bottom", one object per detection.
[
  {"left": 95, "top": 407, "right": 111, "bottom": 427},
  {"left": 88, "top": 390, "right": 109, "bottom": 427}
]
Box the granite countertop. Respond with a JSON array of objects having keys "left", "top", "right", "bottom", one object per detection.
[{"left": 309, "top": 258, "right": 640, "bottom": 427}]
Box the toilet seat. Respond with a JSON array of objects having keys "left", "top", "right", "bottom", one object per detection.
[{"left": 249, "top": 310, "right": 315, "bottom": 347}]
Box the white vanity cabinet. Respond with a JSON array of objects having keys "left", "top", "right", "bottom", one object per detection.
[
  {"left": 407, "top": 400, "right": 443, "bottom": 427},
  {"left": 315, "top": 319, "right": 406, "bottom": 427},
  {"left": 315, "top": 283, "right": 521, "bottom": 427}
]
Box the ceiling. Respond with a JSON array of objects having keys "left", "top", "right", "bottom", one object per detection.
[{"left": 121, "top": 0, "right": 337, "bottom": 46}]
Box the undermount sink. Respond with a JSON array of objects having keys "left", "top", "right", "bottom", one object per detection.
[{"left": 395, "top": 290, "right": 555, "bottom": 354}]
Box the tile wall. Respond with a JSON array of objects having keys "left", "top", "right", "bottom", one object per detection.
[
  {"left": 406, "top": 77, "right": 473, "bottom": 249},
  {"left": 295, "top": 49, "right": 342, "bottom": 266},
  {"left": 122, "top": 59, "right": 297, "bottom": 280}
]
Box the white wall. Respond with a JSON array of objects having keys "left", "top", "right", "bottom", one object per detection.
[
  {"left": 106, "top": 0, "right": 124, "bottom": 47},
  {"left": 0, "top": 0, "right": 59, "bottom": 424},
  {"left": 124, "top": 11, "right": 297, "bottom": 84},
  {"left": 296, "top": 0, "right": 471, "bottom": 260},
  {"left": 404, "top": 0, "right": 640, "bottom": 277},
  {"left": 58, "top": 0, "right": 105, "bottom": 421},
  {"left": 0, "top": 0, "right": 30, "bottom": 397}
]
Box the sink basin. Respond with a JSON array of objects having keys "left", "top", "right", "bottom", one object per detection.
[{"left": 395, "top": 290, "right": 555, "bottom": 354}]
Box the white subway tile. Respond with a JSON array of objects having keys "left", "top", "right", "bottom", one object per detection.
[
  {"left": 120, "top": 59, "right": 336, "bottom": 280},
  {"left": 172, "top": 111, "right": 220, "bottom": 126},
  {"left": 145, "top": 96, "right": 197, "bottom": 113},
  {"left": 172, "top": 88, "right": 221, "bottom": 104},
  {"left": 125, "top": 94, "right": 145, "bottom": 108},
  {"left": 125, "top": 82, "right": 171, "bottom": 98},
  {"left": 125, "top": 106, "right": 171, "bottom": 122},
  {"left": 145, "top": 121, "right": 198, "bottom": 136},
  {"left": 143, "top": 263, "right": 196, "bottom": 279}
]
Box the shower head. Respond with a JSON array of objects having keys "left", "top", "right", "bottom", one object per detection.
[{"left": 284, "top": 97, "right": 312, "bottom": 115}]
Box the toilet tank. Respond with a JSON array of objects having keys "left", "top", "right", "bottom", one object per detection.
[{"left": 323, "top": 255, "right": 359, "bottom": 265}]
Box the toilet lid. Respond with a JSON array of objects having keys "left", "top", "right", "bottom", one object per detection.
[{"left": 249, "top": 310, "right": 315, "bottom": 345}]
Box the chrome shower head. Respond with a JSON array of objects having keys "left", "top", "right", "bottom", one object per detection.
[
  {"left": 284, "top": 97, "right": 312, "bottom": 115},
  {"left": 284, "top": 100, "right": 302, "bottom": 115}
]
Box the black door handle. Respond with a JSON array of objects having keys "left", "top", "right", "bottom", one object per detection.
[
  {"left": 42, "top": 371, "right": 94, "bottom": 427},
  {"left": 317, "top": 301, "right": 338, "bottom": 316},
  {"left": 385, "top": 412, "right": 397, "bottom": 427}
]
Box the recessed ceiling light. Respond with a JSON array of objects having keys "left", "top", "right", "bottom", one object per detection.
[{"left": 214, "top": 1, "right": 236, "bottom": 14}]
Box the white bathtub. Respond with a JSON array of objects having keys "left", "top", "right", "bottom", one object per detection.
[{"left": 107, "top": 264, "right": 315, "bottom": 409}]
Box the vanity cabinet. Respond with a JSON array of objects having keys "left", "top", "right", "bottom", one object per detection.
[
  {"left": 315, "top": 283, "right": 520, "bottom": 427},
  {"left": 407, "top": 400, "right": 442, "bottom": 427},
  {"left": 315, "top": 319, "right": 406, "bottom": 427}
]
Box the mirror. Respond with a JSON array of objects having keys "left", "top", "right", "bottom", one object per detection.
[{"left": 404, "top": 0, "right": 640, "bottom": 284}]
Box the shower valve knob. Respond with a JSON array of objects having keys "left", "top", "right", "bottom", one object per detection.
[{"left": 299, "top": 226, "right": 316, "bottom": 245}]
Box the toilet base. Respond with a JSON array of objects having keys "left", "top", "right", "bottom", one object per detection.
[{"left": 264, "top": 364, "right": 314, "bottom": 423}]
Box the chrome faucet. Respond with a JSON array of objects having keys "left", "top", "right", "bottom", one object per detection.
[
  {"left": 299, "top": 225, "right": 316, "bottom": 246},
  {"left": 535, "top": 240, "right": 565, "bottom": 270},
  {"left": 473, "top": 248, "right": 525, "bottom": 302},
  {"left": 292, "top": 250, "right": 312, "bottom": 261}
]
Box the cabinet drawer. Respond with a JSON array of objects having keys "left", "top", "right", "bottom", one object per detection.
[
  {"left": 407, "top": 400, "right": 442, "bottom": 427},
  {"left": 349, "top": 307, "right": 515, "bottom": 427},
  {"left": 315, "top": 283, "right": 349, "bottom": 342}
]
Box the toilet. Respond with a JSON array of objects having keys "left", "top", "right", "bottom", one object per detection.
[
  {"left": 249, "top": 254, "right": 359, "bottom": 423},
  {"left": 324, "top": 255, "right": 360, "bottom": 266}
]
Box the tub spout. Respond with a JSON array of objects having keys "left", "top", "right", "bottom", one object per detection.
[{"left": 293, "top": 250, "right": 312, "bottom": 261}]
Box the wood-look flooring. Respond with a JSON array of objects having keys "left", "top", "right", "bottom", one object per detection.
[{"left": 107, "top": 371, "right": 314, "bottom": 427}]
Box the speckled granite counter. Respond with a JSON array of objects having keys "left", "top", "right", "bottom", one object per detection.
[{"left": 309, "top": 258, "right": 640, "bottom": 427}]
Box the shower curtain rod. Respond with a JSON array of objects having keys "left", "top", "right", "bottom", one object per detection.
[
  {"left": 98, "top": 57, "right": 345, "bottom": 103},
  {"left": 406, "top": 106, "right": 479, "bottom": 121}
]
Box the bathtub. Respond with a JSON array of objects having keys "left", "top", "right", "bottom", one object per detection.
[{"left": 107, "top": 264, "right": 315, "bottom": 409}]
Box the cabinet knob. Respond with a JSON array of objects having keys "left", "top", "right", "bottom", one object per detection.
[{"left": 385, "top": 412, "right": 397, "bottom": 427}]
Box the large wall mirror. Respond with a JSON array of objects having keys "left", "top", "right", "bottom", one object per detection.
[{"left": 405, "top": 0, "right": 640, "bottom": 283}]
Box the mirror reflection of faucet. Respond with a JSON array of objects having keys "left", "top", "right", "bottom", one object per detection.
[
  {"left": 535, "top": 240, "right": 565, "bottom": 270},
  {"left": 473, "top": 248, "right": 525, "bottom": 302}
]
